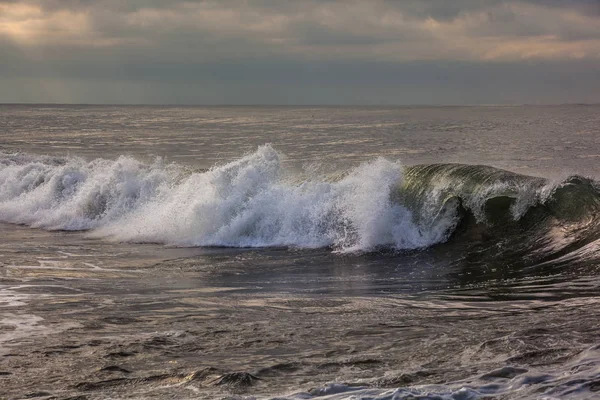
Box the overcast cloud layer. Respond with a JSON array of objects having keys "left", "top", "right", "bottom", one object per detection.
[{"left": 1, "top": 0, "right": 600, "bottom": 104}]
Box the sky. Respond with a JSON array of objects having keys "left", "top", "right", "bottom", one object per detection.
[{"left": 1, "top": 0, "right": 600, "bottom": 105}]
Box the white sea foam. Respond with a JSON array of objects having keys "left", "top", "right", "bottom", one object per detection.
[{"left": 0, "top": 146, "right": 456, "bottom": 252}]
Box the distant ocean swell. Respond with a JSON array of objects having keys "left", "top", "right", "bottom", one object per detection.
[{"left": 1, "top": 145, "right": 600, "bottom": 258}]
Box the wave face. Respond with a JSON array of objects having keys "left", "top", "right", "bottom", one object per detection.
[
  {"left": 398, "top": 163, "right": 600, "bottom": 268},
  {"left": 2, "top": 146, "right": 600, "bottom": 258}
]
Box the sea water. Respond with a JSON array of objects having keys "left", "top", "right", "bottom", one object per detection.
[{"left": 1, "top": 104, "right": 600, "bottom": 399}]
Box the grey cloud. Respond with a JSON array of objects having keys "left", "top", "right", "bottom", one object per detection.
[
  {"left": 383, "top": 0, "right": 600, "bottom": 20},
  {"left": 1, "top": 0, "right": 600, "bottom": 104},
  {"left": 4, "top": 1, "right": 600, "bottom": 58}
]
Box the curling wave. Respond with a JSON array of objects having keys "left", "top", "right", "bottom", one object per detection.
[
  {"left": 398, "top": 163, "right": 600, "bottom": 269},
  {"left": 1, "top": 146, "right": 600, "bottom": 258}
]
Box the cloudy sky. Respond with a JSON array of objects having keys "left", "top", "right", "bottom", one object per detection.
[{"left": 1, "top": 0, "right": 600, "bottom": 104}]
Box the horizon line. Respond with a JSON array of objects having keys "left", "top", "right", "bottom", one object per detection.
[{"left": 1, "top": 102, "right": 598, "bottom": 107}]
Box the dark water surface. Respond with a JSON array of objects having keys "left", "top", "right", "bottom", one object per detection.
[{"left": 1, "top": 105, "right": 600, "bottom": 399}]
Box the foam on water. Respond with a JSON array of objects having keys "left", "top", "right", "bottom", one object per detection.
[{"left": 0, "top": 146, "right": 455, "bottom": 252}]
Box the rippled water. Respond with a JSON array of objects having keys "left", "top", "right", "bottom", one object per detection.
[{"left": 1, "top": 104, "right": 600, "bottom": 399}]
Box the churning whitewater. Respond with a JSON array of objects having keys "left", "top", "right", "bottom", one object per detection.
[{"left": 0, "top": 145, "right": 451, "bottom": 251}]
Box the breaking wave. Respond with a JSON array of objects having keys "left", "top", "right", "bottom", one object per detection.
[
  {"left": 0, "top": 146, "right": 444, "bottom": 252},
  {"left": 1, "top": 145, "right": 600, "bottom": 257}
]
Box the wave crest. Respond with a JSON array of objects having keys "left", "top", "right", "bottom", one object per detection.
[{"left": 0, "top": 146, "right": 453, "bottom": 252}]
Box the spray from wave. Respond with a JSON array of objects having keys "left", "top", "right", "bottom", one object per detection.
[{"left": 0, "top": 146, "right": 454, "bottom": 252}]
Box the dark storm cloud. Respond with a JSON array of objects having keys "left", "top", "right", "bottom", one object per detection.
[{"left": 1, "top": 0, "right": 599, "bottom": 103}]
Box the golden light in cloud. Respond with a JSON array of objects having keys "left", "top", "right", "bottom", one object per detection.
[
  {"left": 480, "top": 36, "right": 600, "bottom": 60},
  {"left": 419, "top": 5, "right": 600, "bottom": 61},
  {"left": 1, "top": 0, "right": 599, "bottom": 61},
  {"left": 0, "top": 2, "right": 92, "bottom": 45}
]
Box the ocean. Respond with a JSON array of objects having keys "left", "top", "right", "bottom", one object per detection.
[{"left": 1, "top": 104, "right": 600, "bottom": 399}]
